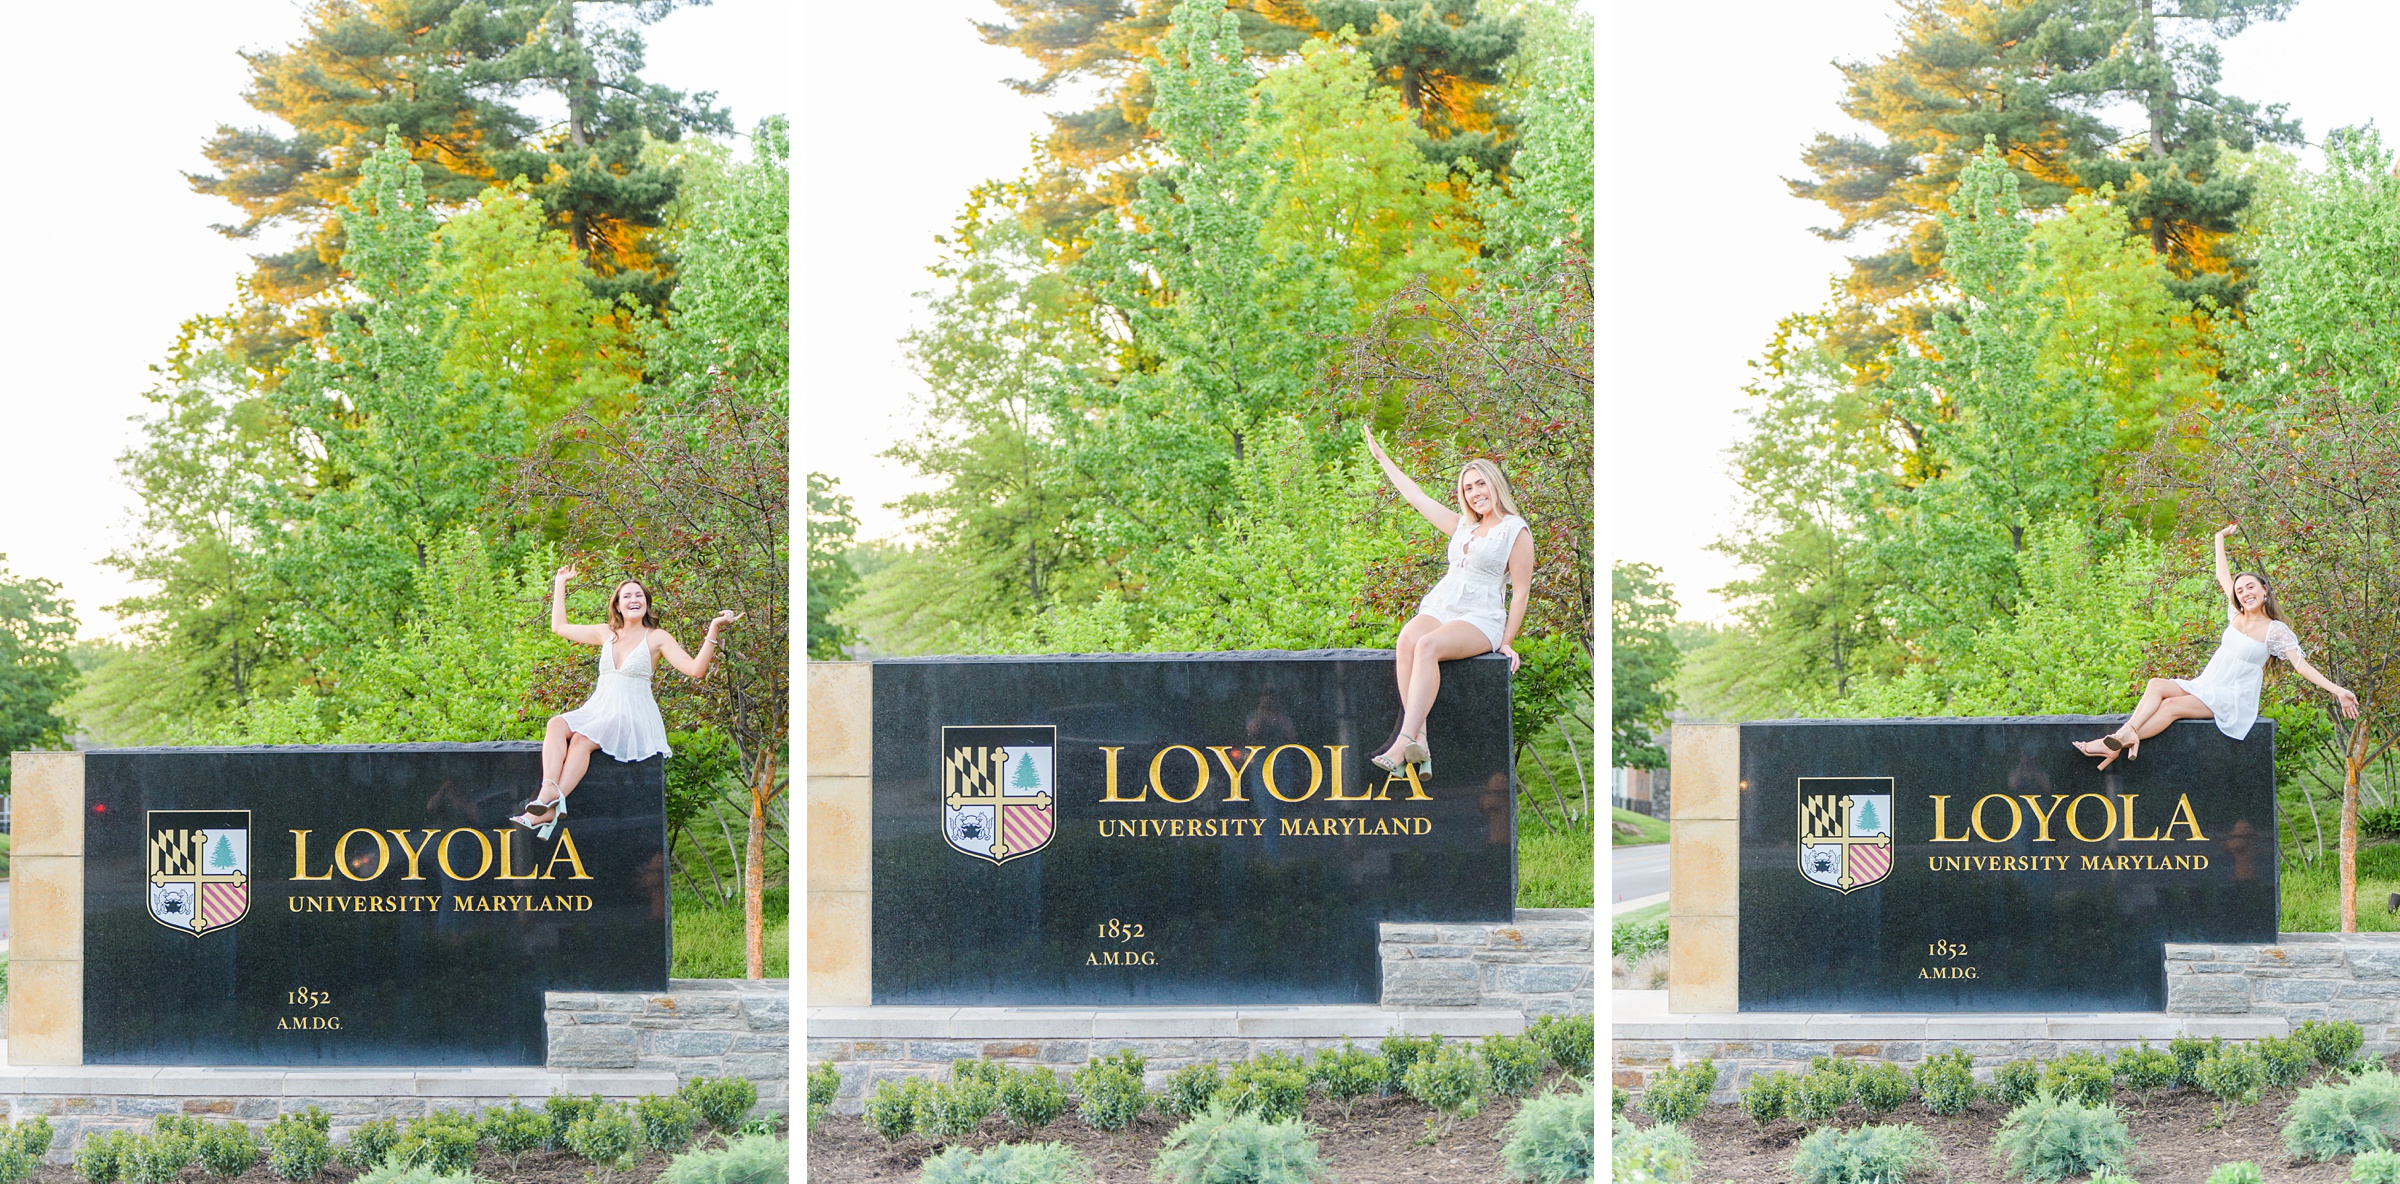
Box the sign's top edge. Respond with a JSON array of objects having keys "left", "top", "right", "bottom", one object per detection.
[
  {"left": 86, "top": 742, "right": 548, "bottom": 754},
  {"left": 1740, "top": 716, "right": 2274, "bottom": 728},
  {"left": 871, "top": 649, "right": 1510, "bottom": 664}
]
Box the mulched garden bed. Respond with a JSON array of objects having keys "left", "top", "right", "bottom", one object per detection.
[
  {"left": 15, "top": 1127, "right": 784, "bottom": 1184},
  {"left": 806, "top": 1073, "right": 1591, "bottom": 1183},
  {"left": 1631, "top": 1069, "right": 2377, "bottom": 1182}
]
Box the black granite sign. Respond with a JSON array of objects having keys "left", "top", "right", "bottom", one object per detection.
[
  {"left": 85, "top": 745, "right": 668, "bottom": 1065},
  {"left": 1738, "top": 717, "right": 2277, "bottom": 1013},
  {"left": 871, "top": 651, "right": 1517, "bottom": 1006}
]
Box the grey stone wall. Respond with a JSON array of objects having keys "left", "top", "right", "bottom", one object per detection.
[
  {"left": 544, "top": 978, "right": 790, "bottom": 1111},
  {"left": 2165, "top": 933, "right": 2400, "bottom": 1047},
  {"left": 1378, "top": 908, "right": 1592, "bottom": 1014}
]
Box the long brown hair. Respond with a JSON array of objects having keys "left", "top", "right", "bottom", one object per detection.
[
  {"left": 608, "top": 580, "right": 661, "bottom": 636},
  {"left": 2230, "top": 572, "right": 2286, "bottom": 623}
]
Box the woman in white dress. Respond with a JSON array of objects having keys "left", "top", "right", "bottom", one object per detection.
[
  {"left": 2074, "top": 523, "right": 2356, "bottom": 770},
  {"left": 1363, "top": 427, "right": 1535, "bottom": 775},
  {"left": 515, "top": 567, "right": 741, "bottom": 835}
]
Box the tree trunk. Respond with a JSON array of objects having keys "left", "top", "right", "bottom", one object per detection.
[
  {"left": 746, "top": 747, "right": 779, "bottom": 979},
  {"left": 2343, "top": 725, "right": 2368, "bottom": 932}
]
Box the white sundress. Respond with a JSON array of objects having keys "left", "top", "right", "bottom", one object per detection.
[
  {"left": 2174, "top": 611, "right": 2304, "bottom": 741},
  {"left": 560, "top": 633, "right": 674, "bottom": 762},
  {"left": 1415, "top": 513, "right": 1527, "bottom": 652}
]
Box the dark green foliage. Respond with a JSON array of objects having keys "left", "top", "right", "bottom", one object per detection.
[
  {"left": 2257, "top": 1034, "right": 2313, "bottom": 1089},
  {"left": 565, "top": 1103, "right": 642, "bottom": 1173},
  {"left": 263, "top": 1109, "right": 333, "bottom": 1182},
  {"left": 805, "top": 1064, "right": 841, "bottom": 1130},
  {"left": 635, "top": 1094, "right": 700, "bottom": 1153},
  {"left": 1915, "top": 1051, "right": 1977, "bottom": 1117},
  {"left": 1787, "top": 1122, "right": 1942, "bottom": 1184},
  {"left": 1499, "top": 1081, "right": 1594, "bottom": 1184},
  {"left": 1000, "top": 1066, "right": 1070, "bottom": 1131},
  {"left": 1525, "top": 1013, "right": 1595, "bottom": 1077},
  {"left": 1158, "top": 1062, "right": 1226, "bottom": 1122},
  {"left": 681, "top": 1076, "right": 762, "bottom": 1131},
  {"left": 1991, "top": 1091, "right": 2137, "bottom": 1183},
  {"left": 1092, "top": 1050, "right": 1147, "bottom": 1081},
  {"left": 1992, "top": 1059, "right": 2044, "bottom": 1108},
  {"left": 2296, "top": 1020, "right": 2368, "bottom": 1069},
  {"left": 1404, "top": 1043, "right": 1492, "bottom": 1125},
  {"left": 1224, "top": 1053, "right": 1310, "bottom": 1124},
  {"left": 119, "top": 1135, "right": 187, "bottom": 1184},
  {"left": 1790, "top": 1062, "right": 1856, "bottom": 1123},
  {"left": 2172, "top": 1034, "right": 2222, "bottom": 1087},
  {"left": 2040, "top": 1050, "right": 2116, "bottom": 1107},
  {"left": 1151, "top": 1104, "right": 1331, "bottom": 1184},
  {"left": 478, "top": 1101, "right": 550, "bottom": 1169},
  {"left": 1479, "top": 1034, "right": 1549, "bottom": 1098},
  {"left": 1852, "top": 1061, "right": 1913, "bottom": 1115},
  {"left": 864, "top": 1078, "right": 929, "bottom": 1145},
  {"left": 953, "top": 1057, "right": 1013, "bottom": 1088},
  {"left": 2204, "top": 1163, "right": 2263, "bottom": 1184},
  {"left": 544, "top": 1094, "right": 603, "bottom": 1149},
  {"left": 1070, "top": 1062, "right": 1146, "bottom": 1132},
  {"left": 1379, "top": 1033, "right": 1441, "bottom": 1095},
  {"left": 1638, "top": 1058, "right": 1717, "bottom": 1125},
  {"left": 921, "top": 1078, "right": 1002, "bottom": 1140},
  {"left": 1742, "top": 1070, "right": 1794, "bottom": 1126},
  {"left": 655, "top": 1133, "right": 790, "bottom": 1184},
  {"left": 196, "top": 1122, "right": 260, "bottom": 1177},
  {"left": 1611, "top": 1122, "right": 1698, "bottom": 1184},
  {"left": 75, "top": 1130, "right": 135, "bottom": 1184},
  {"left": 916, "top": 1139, "right": 1094, "bottom": 1184},
  {"left": 2115, "top": 1041, "right": 2179, "bottom": 1098},
  {"left": 2352, "top": 1150, "right": 2400, "bottom": 1184},
  {"left": 2282, "top": 1066, "right": 2400, "bottom": 1161},
  {"left": 2196, "top": 1045, "right": 2265, "bottom": 1109},
  {"left": 336, "top": 1119, "right": 400, "bottom": 1171},
  {"left": 1308, "top": 1043, "right": 1386, "bottom": 1116},
  {"left": 390, "top": 1111, "right": 477, "bottom": 1176},
  {"left": 1611, "top": 918, "right": 1669, "bottom": 962}
]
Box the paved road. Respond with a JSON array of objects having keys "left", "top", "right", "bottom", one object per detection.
[
  {"left": 0, "top": 879, "right": 12, "bottom": 941},
  {"left": 1613, "top": 842, "right": 1668, "bottom": 905}
]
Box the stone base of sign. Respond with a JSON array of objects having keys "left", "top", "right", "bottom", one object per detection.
[
  {"left": 806, "top": 662, "right": 872, "bottom": 1008},
  {"left": 1610, "top": 989, "right": 2287, "bottom": 1100},
  {"left": 2163, "top": 933, "right": 2400, "bottom": 1030},
  {"left": 1376, "top": 909, "right": 1594, "bottom": 1013},
  {"left": 807, "top": 1005, "right": 1531, "bottom": 1115},
  {"left": 544, "top": 979, "right": 791, "bottom": 1110}
]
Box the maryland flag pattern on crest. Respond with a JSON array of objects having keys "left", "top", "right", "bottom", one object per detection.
[
  {"left": 1797, "top": 778, "right": 1894, "bottom": 895},
  {"left": 148, "top": 810, "right": 251, "bottom": 936}
]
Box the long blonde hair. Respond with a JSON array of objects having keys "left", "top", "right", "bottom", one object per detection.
[{"left": 1454, "top": 458, "right": 1524, "bottom": 523}]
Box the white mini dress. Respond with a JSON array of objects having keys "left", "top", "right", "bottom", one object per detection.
[
  {"left": 1415, "top": 513, "right": 1527, "bottom": 652},
  {"left": 2175, "top": 610, "right": 2303, "bottom": 741},
  {"left": 560, "top": 633, "right": 674, "bottom": 762}
]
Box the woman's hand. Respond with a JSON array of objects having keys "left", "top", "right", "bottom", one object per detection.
[
  {"left": 707, "top": 610, "right": 743, "bottom": 636},
  {"left": 1362, "top": 423, "right": 1388, "bottom": 462},
  {"left": 1500, "top": 643, "right": 1521, "bottom": 673},
  {"left": 2337, "top": 686, "right": 2362, "bottom": 718},
  {"left": 2217, "top": 522, "right": 2239, "bottom": 539},
  {"left": 554, "top": 564, "right": 577, "bottom": 584}
]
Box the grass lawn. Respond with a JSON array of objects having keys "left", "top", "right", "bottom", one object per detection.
[
  {"left": 671, "top": 886, "right": 791, "bottom": 978},
  {"left": 1612, "top": 805, "right": 1668, "bottom": 845},
  {"left": 1518, "top": 806, "right": 1594, "bottom": 908},
  {"left": 2282, "top": 840, "right": 2400, "bottom": 932}
]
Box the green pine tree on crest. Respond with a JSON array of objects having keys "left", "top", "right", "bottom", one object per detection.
[
  {"left": 1855, "top": 799, "right": 1881, "bottom": 834},
  {"left": 210, "top": 834, "right": 237, "bottom": 871},
  {"left": 1013, "top": 752, "right": 1041, "bottom": 792}
]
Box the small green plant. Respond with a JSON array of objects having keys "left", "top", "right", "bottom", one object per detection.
[
  {"left": 1525, "top": 1012, "right": 1594, "bottom": 1077},
  {"left": 1611, "top": 1122, "right": 1698, "bottom": 1184},
  {"left": 544, "top": 1093, "right": 602, "bottom": 1149},
  {"left": 655, "top": 1132, "right": 790, "bottom": 1184},
  {"left": 1000, "top": 1065, "right": 1069, "bottom": 1130},
  {"left": 915, "top": 1139, "right": 1093, "bottom": 1184},
  {"left": 2353, "top": 1149, "right": 2400, "bottom": 1184},
  {"left": 2204, "top": 1162, "right": 2262, "bottom": 1184},
  {"left": 1404, "top": 1043, "right": 1491, "bottom": 1137},
  {"left": 2296, "top": 1019, "right": 2369, "bottom": 1069},
  {"left": 2196, "top": 1044, "right": 2266, "bottom": 1113},
  {"left": 2115, "top": 1040, "right": 2179, "bottom": 1099},
  {"left": 1788, "top": 1122, "right": 1941, "bottom": 1184},
  {"left": 636, "top": 1093, "right": 701, "bottom": 1153},
  {"left": 863, "top": 1077, "right": 929, "bottom": 1145},
  {"left": 953, "top": 1057, "right": 1011, "bottom": 1088},
  {"left": 1150, "top": 1104, "right": 1330, "bottom": 1184},
  {"left": 2257, "top": 1034, "right": 2313, "bottom": 1089},
  {"left": 920, "top": 1078, "right": 1002, "bottom": 1140},
  {"left": 389, "top": 1113, "right": 477, "bottom": 1177},
  {"left": 1379, "top": 1033, "right": 1440, "bottom": 1096},
  {"left": 262, "top": 1109, "right": 333, "bottom": 1182},
  {"left": 1480, "top": 1034, "right": 1549, "bottom": 1098},
  {"left": 0, "top": 1117, "right": 47, "bottom": 1178},
  {"left": 1852, "top": 1061, "right": 1913, "bottom": 1115},
  {"left": 1790, "top": 1062, "right": 1855, "bottom": 1123},
  {"left": 1091, "top": 1049, "right": 1147, "bottom": 1081},
  {"left": 1991, "top": 1090, "right": 2136, "bottom": 1183},
  {"left": 805, "top": 1063, "right": 840, "bottom": 1130},
  {"left": 351, "top": 1164, "right": 483, "bottom": 1184},
  {"left": 1223, "top": 1053, "right": 1310, "bottom": 1124},
  {"left": 1158, "top": 1062, "right": 1225, "bottom": 1122},
  {"left": 1991, "top": 1058, "right": 2044, "bottom": 1108},
  {"left": 478, "top": 1099, "right": 551, "bottom": 1170},
  {"left": 336, "top": 1117, "right": 400, "bottom": 1170},
  {"left": 2040, "top": 1049, "right": 2115, "bottom": 1108},
  {"left": 2171, "top": 1034, "right": 2223, "bottom": 1087},
  {"left": 1915, "top": 1050, "right": 1976, "bottom": 1116},
  {"left": 681, "top": 1075, "right": 762, "bottom": 1131},
  {"left": 1742, "top": 1070, "right": 1794, "bottom": 1126},
  {"left": 120, "top": 1134, "right": 191, "bottom": 1184},
  {"left": 74, "top": 1129, "right": 135, "bottom": 1184},
  {"left": 1500, "top": 1081, "right": 1593, "bottom": 1184},
  {"left": 1307, "top": 1043, "right": 1385, "bottom": 1117},
  {"left": 1071, "top": 1062, "right": 1146, "bottom": 1133},
  {"left": 1637, "top": 1058, "right": 1716, "bottom": 1125},
  {"left": 196, "top": 1122, "right": 260, "bottom": 1177},
  {"left": 565, "top": 1103, "right": 643, "bottom": 1181},
  {"left": 2283, "top": 1065, "right": 2400, "bottom": 1161}
]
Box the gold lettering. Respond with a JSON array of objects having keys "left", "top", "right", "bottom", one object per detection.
[
  {"left": 386, "top": 829, "right": 439, "bottom": 880},
  {"left": 334, "top": 829, "right": 391, "bottom": 882},
  {"left": 1099, "top": 746, "right": 1143, "bottom": 802},
  {"left": 1206, "top": 746, "right": 1257, "bottom": 803},
  {"left": 2163, "top": 794, "right": 2208, "bottom": 841},
  {"left": 291, "top": 830, "right": 335, "bottom": 880},
  {"left": 437, "top": 828, "right": 494, "bottom": 881},
  {"left": 1374, "top": 764, "right": 1431, "bottom": 801},
  {"left": 1263, "top": 744, "right": 1323, "bottom": 803},
  {"left": 1928, "top": 796, "right": 1971, "bottom": 842},
  {"left": 2117, "top": 795, "right": 2163, "bottom": 841},
  {"left": 1149, "top": 745, "right": 1210, "bottom": 804},
  {"left": 1323, "top": 745, "right": 1367, "bottom": 800},
  {"left": 1970, "top": 794, "right": 2023, "bottom": 844},
  {"left": 544, "top": 829, "right": 594, "bottom": 880},
  {"left": 494, "top": 830, "right": 542, "bottom": 880},
  {"left": 2018, "top": 795, "right": 2066, "bottom": 842},
  {"left": 2065, "top": 794, "right": 2117, "bottom": 843}
]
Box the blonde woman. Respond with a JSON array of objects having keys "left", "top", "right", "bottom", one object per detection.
[
  {"left": 516, "top": 567, "right": 741, "bottom": 836},
  {"left": 1363, "top": 426, "right": 1535, "bottom": 775}
]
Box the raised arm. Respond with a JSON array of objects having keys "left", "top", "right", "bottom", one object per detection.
[
  {"left": 1496, "top": 526, "right": 1535, "bottom": 671},
  {"left": 549, "top": 566, "right": 608, "bottom": 645},
  {"left": 1363, "top": 425, "right": 1462, "bottom": 536},
  {"left": 2214, "top": 523, "right": 2238, "bottom": 602},
  {"left": 658, "top": 611, "right": 742, "bottom": 679},
  {"left": 2287, "top": 649, "right": 2362, "bottom": 719}
]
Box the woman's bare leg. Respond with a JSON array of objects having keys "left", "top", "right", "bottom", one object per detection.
[
  {"left": 1380, "top": 616, "right": 1444, "bottom": 764},
  {"left": 556, "top": 735, "right": 602, "bottom": 803},
  {"left": 2131, "top": 692, "right": 2214, "bottom": 740},
  {"left": 1398, "top": 620, "right": 1503, "bottom": 746},
  {"left": 540, "top": 715, "right": 571, "bottom": 791},
  {"left": 2119, "top": 678, "right": 2192, "bottom": 740}
]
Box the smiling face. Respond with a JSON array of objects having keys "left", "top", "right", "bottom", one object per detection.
[
  {"left": 610, "top": 581, "right": 656, "bottom": 630},
  {"left": 1458, "top": 466, "right": 1496, "bottom": 519},
  {"left": 2233, "top": 573, "right": 2268, "bottom": 614}
]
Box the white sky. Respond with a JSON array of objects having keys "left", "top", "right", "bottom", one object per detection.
[
  {"left": 1612, "top": 0, "right": 2400, "bottom": 623},
  {"left": 0, "top": 1, "right": 785, "bottom": 641}
]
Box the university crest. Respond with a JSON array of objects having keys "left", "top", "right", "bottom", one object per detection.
[
  {"left": 1797, "top": 778, "right": 1894, "bottom": 895},
  {"left": 941, "top": 726, "right": 1056, "bottom": 865},
  {"left": 148, "top": 810, "right": 251, "bottom": 936}
]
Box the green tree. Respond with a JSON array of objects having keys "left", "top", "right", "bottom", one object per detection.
[
  {"left": 1855, "top": 799, "right": 1880, "bottom": 832},
  {"left": 1476, "top": 0, "right": 1593, "bottom": 284},
  {"left": 1302, "top": 0, "right": 1520, "bottom": 172},
  {"left": 1611, "top": 563, "right": 1678, "bottom": 769},
  {"left": 211, "top": 835, "right": 237, "bottom": 871},
  {"left": 435, "top": 181, "right": 639, "bottom": 434},
  {"left": 640, "top": 119, "right": 792, "bottom": 415},
  {"left": 0, "top": 562, "right": 77, "bottom": 790},
  {"left": 1013, "top": 752, "right": 1040, "bottom": 791},
  {"left": 806, "top": 474, "right": 862, "bottom": 661}
]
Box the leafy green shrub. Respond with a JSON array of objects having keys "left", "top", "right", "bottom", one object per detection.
[
  {"left": 2171, "top": 1034, "right": 2222, "bottom": 1087},
  {"left": 953, "top": 1057, "right": 1011, "bottom": 1088},
  {"left": 1000, "top": 1066, "right": 1069, "bottom": 1130},
  {"left": 1614, "top": 917, "right": 1668, "bottom": 961},
  {"left": 921, "top": 1078, "right": 1001, "bottom": 1140},
  {"left": 565, "top": 1103, "right": 643, "bottom": 1177},
  {"left": 1915, "top": 1051, "right": 1976, "bottom": 1117},
  {"left": 2353, "top": 1150, "right": 2400, "bottom": 1184},
  {"left": 1223, "top": 1052, "right": 1310, "bottom": 1124},
  {"left": 544, "top": 1093, "right": 602, "bottom": 1149},
  {"left": 263, "top": 1109, "right": 333, "bottom": 1182},
  {"left": 337, "top": 1118, "right": 400, "bottom": 1171},
  {"left": 1156, "top": 1062, "right": 1224, "bottom": 1122},
  {"left": 0, "top": 1118, "right": 46, "bottom": 1175},
  {"left": 1091, "top": 1050, "right": 1147, "bottom": 1081},
  {"left": 2257, "top": 1034, "right": 2313, "bottom": 1089},
  {"left": 1525, "top": 1012, "right": 1594, "bottom": 1077},
  {"left": 635, "top": 1093, "right": 701, "bottom": 1153},
  {"left": 1991, "top": 1059, "right": 2043, "bottom": 1108},
  {"left": 2115, "top": 1041, "right": 2178, "bottom": 1098},
  {"left": 805, "top": 1063, "right": 840, "bottom": 1130},
  {"left": 1480, "top": 1034, "right": 1549, "bottom": 1098},
  {"left": 1991, "top": 1091, "right": 2136, "bottom": 1183},
  {"left": 1150, "top": 1104, "right": 1330, "bottom": 1184},
  {"left": 916, "top": 1141, "right": 1093, "bottom": 1184},
  {"left": 389, "top": 1115, "right": 476, "bottom": 1177},
  {"left": 1853, "top": 1061, "right": 1913, "bottom": 1115},
  {"left": 1500, "top": 1081, "right": 1593, "bottom": 1184},
  {"left": 1790, "top": 1063, "right": 1855, "bottom": 1123},
  {"left": 1637, "top": 1058, "right": 1716, "bottom": 1125},
  {"left": 1378, "top": 1033, "right": 1440, "bottom": 1096},
  {"left": 1071, "top": 1062, "right": 1146, "bottom": 1132},
  {"left": 1742, "top": 1070, "right": 1794, "bottom": 1126},
  {"left": 2196, "top": 1044, "right": 2265, "bottom": 1109},
  {"left": 2203, "top": 1163, "right": 2262, "bottom": 1184},
  {"left": 655, "top": 1132, "right": 790, "bottom": 1184},
  {"left": 120, "top": 1134, "right": 193, "bottom": 1184},
  {"left": 1787, "top": 1122, "right": 1941, "bottom": 1184},
  {"left": 864, "top": 1078, "right": 929, "bottom": 1145},
  {"left": 478, "top": 1100, "right": 550, "bottom": 1170},
  {"left": 350, "top": 1164, "right": 482, "bottom": 1184},
  {"left": 2039, "top": 1050, "right": 2114, "bottom": 1107},
  {"left": 2282, "top": 1065, "right": 2400, "bottom": 1161},
  {"left": 1611, "top": 1122, "right": 1697, "bottom": 1184},
  {"left": 196, "top": 1122, "right": 259, "bottom": 1177},
  {"left": 2297, "top": 1019, "right": 2369, "bottom": 1069},
  {"left": 682, "top": 1076, "right": 762, "bottom": 1131},
  {"left": 74, "top": 1129, "right": 135, "bottom": 1184},
  {"left": 1404, "top": 1042, "right": 1491, "bottom": 1131},
  {"left": 1308, "top": 1042, "right": 1385, "bottom": 1117}
]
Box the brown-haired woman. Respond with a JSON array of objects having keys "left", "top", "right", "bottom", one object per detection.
[
  {"left": 1362, "top": 426, "right": 1535, "bottom": 776},
  {"left": 2074, "top": 523, "right": 2356, "bottom": 770},
  {"left": 515, "top": 566, "right": 741, "bottom": 835}
]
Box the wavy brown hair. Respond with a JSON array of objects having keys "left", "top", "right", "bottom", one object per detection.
[{"left": 607, "top": 580, "right": 661, "bottom": 636}]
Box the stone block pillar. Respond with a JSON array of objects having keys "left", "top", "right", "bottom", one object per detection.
[
  {"left": 1668, "top": 724, "right": 1738, "bottom": 1014},
  {"left": 806, "top": 662, "right": 872, "bottom": 1005},
  {"left": 9, "top": 752, "right": 84, "bottom": 1065}
]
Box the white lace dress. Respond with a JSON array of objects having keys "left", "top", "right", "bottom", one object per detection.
[
  {"left": 559, "top": 633, "right": 674, "bottom": 762},
  {"left": 2175, "top": 611, "right": 2303, "bottom": 741},
  {"left": 1415, "top": 513, "right": 1527, "bottom": 651}
]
